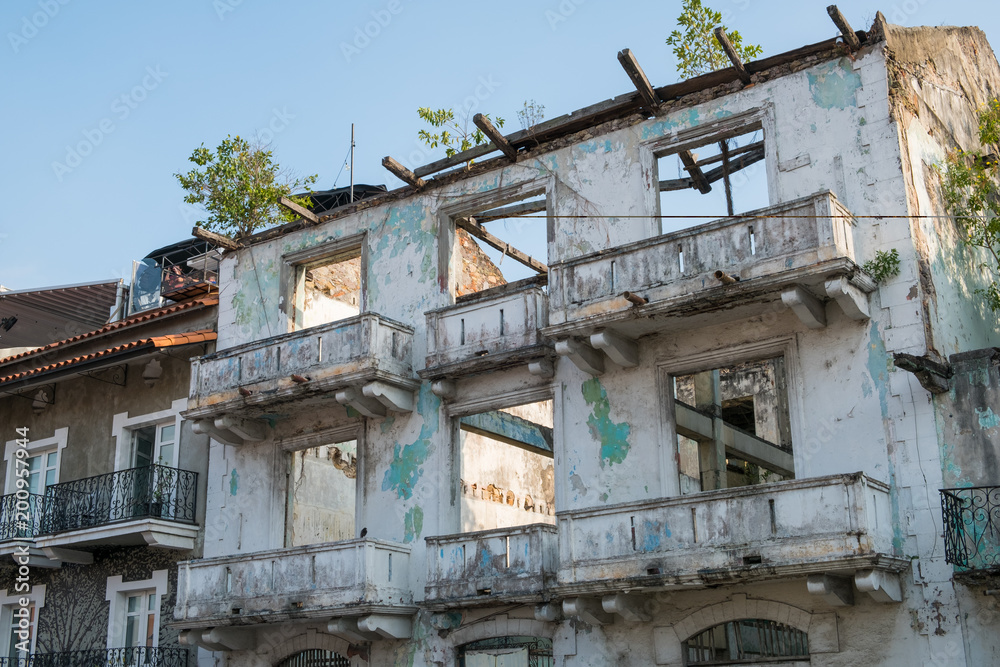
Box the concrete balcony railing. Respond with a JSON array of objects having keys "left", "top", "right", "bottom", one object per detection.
[
  {"left": 425, "top": 523, "right": 558, "bottom": 607},
  {"left": 186, "top": 313, "right": 418, "bottom": 426},
  {"left": 175, "top": 539, "right": 415, "bottom": 640},
  {"left": 544, "top": 191, "right": 873, "bottom": 342},
  {"left": 422, "top": 278, "right": 553, "bottom": 379},
  {"left": 555, "top": 473, "right": 903, "bottom": 595}
]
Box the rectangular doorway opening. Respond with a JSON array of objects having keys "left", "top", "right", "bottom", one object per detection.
[{"left": 287, "top": 441, "right": 357, "bottom": 547}]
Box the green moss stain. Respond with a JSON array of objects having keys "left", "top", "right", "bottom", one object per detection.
[
  {"left": 229, "top": 469, "right": 239, "bottom": 496},
  {"left": 381, "top": 385, "right": 441, "bottom": 499},
  {"left": 867, "top": 322, "right": 890, "bottom": 417},
  {"left": 582, "top": 377, "right": 631, "bottom": 467},
  {"left": 403, "top": 506, "right": 424, "bottom": 543},
  {"left": 808, "top": 58, "right": 862, "bottom": 109}
]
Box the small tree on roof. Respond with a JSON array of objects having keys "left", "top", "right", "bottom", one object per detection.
[
  {"left": 666, "top": 0, "right": 763, "bottom": 80},
  {"left": 175, "top": 135, "right": 317, "bottom": 239}
]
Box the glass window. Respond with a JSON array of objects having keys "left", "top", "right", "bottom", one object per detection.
[{"left": 123, "top": 590, "right": 157, "bottom": 648}]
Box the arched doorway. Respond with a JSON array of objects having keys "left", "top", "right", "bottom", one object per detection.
[
  {"left": 457, "top": 636, "right": 554, "bottom": 667},
  {"left": 683, "top": 619, "right": 810, "bottom": 665},
  {"left": 276, "top": 649, "right": 350, "bottom": 667}
]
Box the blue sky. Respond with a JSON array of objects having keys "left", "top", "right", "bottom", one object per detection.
[{"left": 1, "top": 0, "right": 996, "bottom": 290}]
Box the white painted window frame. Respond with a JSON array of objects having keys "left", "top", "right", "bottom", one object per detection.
[
  {"left": 3, "top": 428, "right": 67, "bottom": 495},
  {"left": 0, "top": 584, "right": 45, "bottom": 656},
  {"left": 281, "top": 231, "right": 368, "bottom": 333},
  {"left": 111, "top": 398, "right": 186, "bottom": 472},
  {"left": 105, "top": 570, "right": 167, "bottom": 649}
]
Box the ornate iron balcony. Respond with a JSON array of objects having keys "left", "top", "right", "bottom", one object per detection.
[
  {"left": 39, "top": 465, "right": 198, "bottom": 535},
  {"left": 0, "top": 647, "right": 188, "bottom": 667},
  {"left": 0, "top": 493, "right": 44, "bottom": 541},
  {"left": 941, "top": 486, "right": 1000, "bottom": 573}
]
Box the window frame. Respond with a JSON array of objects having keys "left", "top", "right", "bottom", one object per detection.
[
  {"left": 656, "top": 336, "right": 803, "bottom": 498},
  {"left": 281, "top": 232, "right": 368, "bottom": 333},
  {"left": 111, "top": 399, "right": 186, "bottom": 473},
  {"left": 3, "top": 428, "right": 67, "bottom": 496},
  {"left": 105, "top": 570, "right": 167, "bottom": 650},
  {"left": 0, "top": 585, "right": 45, "bottom": 658}
]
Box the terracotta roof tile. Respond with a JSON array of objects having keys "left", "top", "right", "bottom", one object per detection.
[
  {"left": 0, "top": 329, "right": 217, "bottom": 387},
  {"left": 0, "top": 295, "right": 218, "bottom": 366}
]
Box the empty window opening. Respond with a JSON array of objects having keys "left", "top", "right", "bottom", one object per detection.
[
  {"left": 286, "top": 441, "right": 357, "bottom": 547},
  {"left": 455, "top": 193, "right": 548, "bottom": 297},
  {"left": 459, "top": 400, "right": 555, "bottom": 533},
  {"left": 294, "top": 248, "right": 362, "bottom": 330},
  {"left": 658, "top": 129, "right": 769, "bottom": 234},
  {"left": 458, "top": 636, "right": 554, "bottom": 667},
  {"left": 684, "top": 619, "right": 809, "bottom": 665},
  {"left": 673, "top": 357, "right": 793, "bottom": 495}
]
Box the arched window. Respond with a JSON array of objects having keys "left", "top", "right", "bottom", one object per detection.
[
  {"left": 684, "top": 619, "right": 809, "bottom": 665},
  {"left": 458, "top": 636, "right": 553, "bottom": 667},
  {"left": 276, "top": 649, "right": 350, "bottom": 667}
]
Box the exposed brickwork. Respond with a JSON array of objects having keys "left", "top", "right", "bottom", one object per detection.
[{"left": 455, "top": 228, "right": 506, "bottom": 296}]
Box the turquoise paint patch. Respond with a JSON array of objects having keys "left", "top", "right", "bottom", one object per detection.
[
  {"left": 582, "top": 377, "right": 632, "bottom": 467},
  {"left": 968, "top": 367, "right": 990, "bottom": 387},
  {"left": 229, "top": 469, "right": 239, "bottom": 496},
  {"left": 642, "top": 520, "right": 662, "bottom": 551},
  {"left": 641, "top": 108, "right": 701, "bottom": 140},
  {"left": 867, "top": 322, "right": 890, "bottom": 417},
  {"left": 403, "top": 506, "right": 424, "bottom": 543},
  {"left": 380, "top": 416, "right": 396, "bottom": 434},
  {"left": 807, "top": 58, "right": 862, "bottom": 109},
  {"left": 381, "top": 385, "right": 441, "bottom": 499},
  {"left": 976, "top": 407, "right": 1000, "bottom": 430},
  {"left": 578, "top": 141, "right": 599, "bottom": 154}
]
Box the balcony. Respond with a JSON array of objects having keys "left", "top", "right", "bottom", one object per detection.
[
  {"left": 941, "top": 486, "right": 1000, "bottom": 578},
  {"left": 34, "top": 465, "right": 199, "bottom": 553},
  {"left": 0, "top": 493, "right": 58, "bottom": 568},
  {"left": 425, "top": 524, "right": 558, "bottom": 607},
  {"left": 174, "top": 539, "right": 415, "bottom": 639},
  {"left": 423, "top": 278, "right": 553, "bottom": 380},
  {"left": 544, "top": 191, "right": 873, "bottom": 344},
  {"left": 555, "top": 473, "right": 904, "bottom": 596},
  {"left": 186, "top": 313, "right": 418, "bottom": 427},
  {"left": 0, "top": 647, "right": 188, "bottom": 667}
]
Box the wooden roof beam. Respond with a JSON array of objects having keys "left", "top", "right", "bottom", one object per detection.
[
  {"left": 192, "top": 226, "right": 240, "bottom": 251},
  {"left": 473, "top": 114, "right": 517, "bottom": 161},
  {"left": 714, "top": 27, "right": 752, "bottom": 84},
  {"left": 278, "top": 196, "right": 319, "bottom": 224},
  {"left": 381, "top": 156, "right": 426, "bottom": 188},
  {"left": 678, "top": 150, "right": 712, "bottom": 194},
  {"left": 617, "top": 48, "right": 660, "bottom": 111},
  {"left": 475, "top": 200, "right": 547, "bottom": 223},
  {"left": 827, "top": 5, "right": 861, "bottom": 51},
  {"left": 456, "top": 217, "right": 548, "bottom": 274}
]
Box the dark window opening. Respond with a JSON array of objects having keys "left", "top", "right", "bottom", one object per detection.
[
  {"left": 684, "top": 619, "right": 809, "bottom": 665},
  {"left": 294, "top": 248, "right": 362, "bottom": 330},
  {"left": 286, "top": 441, "right": 357, "bottom": 547}
]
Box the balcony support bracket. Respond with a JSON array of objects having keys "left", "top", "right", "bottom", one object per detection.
[
  {"left": 41, "top": 546, "right": 92, "bottom": 565},
  {"left": 534, "top": 602, "right": 563, "bottom": 622},
  {"left": 563, "top": 597, "right": 614, "bottom": 626},
  {"left": 193, "top": 419, "right": 246, "bottom": 447},
  {"left": 328, "top": 617, "right": 383, "bottom": 643},
  {"left": 603, "top": 593, "right": 651, "bottom": 622},
  {"left": 825, "top": 276, "right": 870, "bottom": 320},
  {"left": 357, "top": 613, "right": 413, "bottom": 639},
  {"left": 363, "top": 381, "right": 415, "bottom": 413},
  {"left": 528, "top": 359, "right": 555, "bottom": 378},
  {"left": 215, "top": 415, "right": 267, "bottom": 443},
  {"left": 336, "top": 387, "right": 387, "bottom": 418},
  {"left": 782, "top": 286, "right": 827, "bottom": 329},
  {"left": 855, "top": 569, "right": 903, "bottom": 603},
  {"left": 807, "top": 573, "right": 855, "bottom": 606},
  {"left": 555, "top": 339, "right": 605, "bottom": 376},
  {"left": 590, "top": 331, "right": 639, "bottom": 368},
  {"left": 431, "top": 380, "right": 457, "bottom": 400}
]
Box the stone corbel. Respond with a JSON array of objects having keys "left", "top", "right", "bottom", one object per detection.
[
  {"left": 215, "top": 415, "right": 267, "bottom": 442},
  {"left": 178, "top": 627, "right": 255, "bottom": 651},
  {"left": 555, "top": 339, "right": 605, "bottom": 376},
  {"left": 824, "top": 276, "right": 870, "bottom": 320},
  {"left": 40, "top": 546, "right": 91, "bottom": 565},
  {"left": 363, "top": 381, "right": 415, "bottom": 413},
  {"left": 431, "top": 380, "right": 457, "bottom": 399},
  {"left": 335, "top": 387, "right": 387, "bottom": 418},
  {"left": 807, "top": 573, "right": 855, "bottom": 606},
  {"left": 327, "top": 617, "right": 383, "bottom": 643},
  {"left": 357, "top": 613, "right": 413, "bottom": 639},
  {"left": 602, "top": 593, "right": 651, "bottom": 622},
  {"left": 855, "top": 569, "right": 902, "bottom": 603},
  {"left": 563, "top": 597, "right": 614, "bottom": 626},
  {"left": 590, "top": 331, "right": 639, "bottom": 368},
  {"left": 528, "top": 359, "right": 555, "bottom": 378},
  {"left": 534, "top": 602, "right": 563, "bottom": 622},
  {"left": 781, "top": 286, "right": 827, "bottom": 329}
]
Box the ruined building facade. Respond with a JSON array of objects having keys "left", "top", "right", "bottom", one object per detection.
[{"left": 170, "top": 15, "right": 1000, "bottom": 667}]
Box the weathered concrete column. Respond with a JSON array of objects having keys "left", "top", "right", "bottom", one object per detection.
[{"left": 693, "top": 370, "right": 726, "bottom": 491}]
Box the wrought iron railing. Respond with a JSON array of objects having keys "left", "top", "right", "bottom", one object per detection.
[
  {"left": 0, "top": 647, "right": 188, "bottom": 667},
  {"left": 941, "top": 486, "right": 1000, "bottom": 572},
  {"left": 39, "top": 465, "right": 198, "bottom": 535},
  {"left": 0, "top": 493, "right": 45, "bottom": 540}
]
